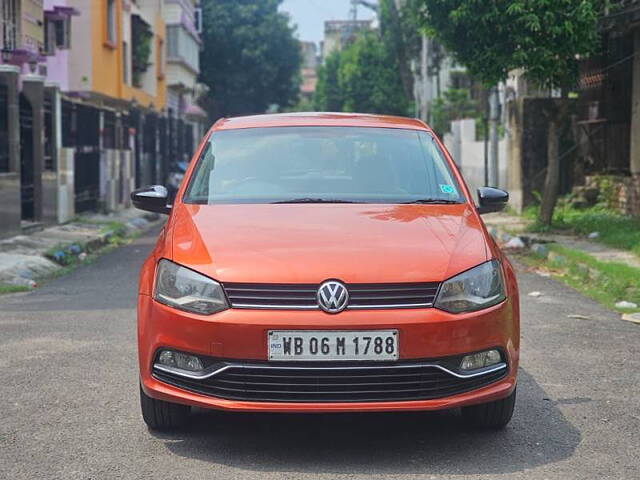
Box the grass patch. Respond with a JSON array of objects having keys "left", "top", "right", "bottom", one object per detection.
[
  {"left": 98, "top": 221, "right": 127, "bottom": 236},
  {"left": 523, "top": 204, "right": 640, "bottom": 257},
  {"left": 521, "top": 243, "right": 640, "bottom": 313},
  {"left": 0, "top": 284, "right": 31, "bottom": 294}
]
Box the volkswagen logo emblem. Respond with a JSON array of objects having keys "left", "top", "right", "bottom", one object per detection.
[{"left": 317, "top": 280, "right": 349, "bottom": 314}]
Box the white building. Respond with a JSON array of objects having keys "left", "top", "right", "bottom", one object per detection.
[{"left": 163, "top": 0, "right": 207, "bottom": 156}]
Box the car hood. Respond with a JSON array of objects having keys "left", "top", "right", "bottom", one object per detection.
[{"left": 169, "top": 203, "right": 489, "bottom": 284}]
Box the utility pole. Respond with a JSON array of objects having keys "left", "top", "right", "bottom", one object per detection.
[
  {"left": 350, "top": 0, "right": 358, "bottom": 21},
  {"left": 488, "top": 85, "right": 500, "bottom": 187},
  {"left": 420, "top": 35, "right": 429, "bottom": 122}
]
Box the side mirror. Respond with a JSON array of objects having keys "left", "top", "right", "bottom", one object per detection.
[
  {"left": 477, "top": 187, "right": 509, "bottom": 214},
  {"left": 131, "top": 185, "right": 171, "bottom": 215}
]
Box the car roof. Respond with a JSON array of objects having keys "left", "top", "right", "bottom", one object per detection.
[{"left": 212, "top": 112, "right": 431, "bottom": 132}]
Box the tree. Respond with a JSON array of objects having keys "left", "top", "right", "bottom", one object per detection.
[
  {"left": 313, "top": 33, "right": 410, "bottom": 115},
  {"left": 418, "top": 0, "right": 606, "bottom": 225},
  {"left": 199, "top": 0, "right": 302, "bottom": 119},
  {"left": 339, "top": 33, "right": 410, "bottom": 115},
  {"left": 378, "top": 0, "right": 418, "bottom": 102},
  {"left": 314, "top": 50, "right": 343, "bottom": 111},
  {"left": 430, "top": 88, "right": 479, "bottom": 137}
]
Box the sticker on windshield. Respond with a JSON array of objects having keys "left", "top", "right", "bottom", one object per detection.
[{"left": 439, "top": 184, "right": 457, "bottom": 195}]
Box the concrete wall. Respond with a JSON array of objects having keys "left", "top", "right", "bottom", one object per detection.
[
  {"left": 100, "top": 148, "right": 133, "bottom": 212},
  {"left": 444, "top": 118, "right": 508, "bottom": 205},
  {"left": 506, "top": 97, "right": 578, "bottom": 213},
  {"left": 57, "top": 147, "right": 75, "bottom": 222}
]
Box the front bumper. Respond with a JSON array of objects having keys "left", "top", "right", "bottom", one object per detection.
[{"left": 138, "top": 294, "right": 519, "bottom": 412}]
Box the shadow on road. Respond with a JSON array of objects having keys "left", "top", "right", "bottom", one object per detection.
[{"left": 152, "top": 369, "right": 581, "bottom": 476}]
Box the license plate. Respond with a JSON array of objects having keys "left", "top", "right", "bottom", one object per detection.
[{"left": 268, "top": 330, "right": 398, "bottom": 361}]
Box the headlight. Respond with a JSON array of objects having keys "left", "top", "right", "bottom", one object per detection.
[
  {"left": 434, "top": 260, "right": 505, "bottom": 313},
  {"left": 154, "top": 259, "right": 229, "bottom": 315}
]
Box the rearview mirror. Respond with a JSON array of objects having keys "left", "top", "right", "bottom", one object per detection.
[
  {"left": 131, "top": 185, "right": 171, "bottom": 215},
  {"left": 477, "top": 187, "right": 509, "bottom": 215}
]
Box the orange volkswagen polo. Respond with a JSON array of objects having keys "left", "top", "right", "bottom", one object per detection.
[{"left": 133, "top": 113, "right": 519, "bottom": 431}]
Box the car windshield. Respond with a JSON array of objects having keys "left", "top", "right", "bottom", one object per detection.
[{"left": 183, "top": 126, "right": 464, "bottom": 204}]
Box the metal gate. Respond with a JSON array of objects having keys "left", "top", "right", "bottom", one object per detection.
[
  {"left": 74, "top": 105, "right": 100, "bottom": 212},
  {"left": 74, "top": 151, "right": 100, "bottom": 212},
  {"left": 19, "top": 94, "right": 34, "bottom": 220},
  {"left": 0, "top": 84, "right": 8, "bottom": 172}
]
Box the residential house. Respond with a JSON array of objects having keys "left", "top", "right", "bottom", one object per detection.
[
  {"left": 56, "top": 0, "right": 167, "bottom": 216},
  {"left": 1, "top": 0, "right": 48, "bottom": 236},
  {"left": 163, "top": 0, "right": 207, "bottom": 164},
  {"left": 575, "top": 0, "right": 640, "bottom": 216}
]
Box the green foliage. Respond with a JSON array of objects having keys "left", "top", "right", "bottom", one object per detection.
[
  {"left": 314, "top": 33, "right": 410, "bottom": 115},
  {"left": 525, "top": 203, "right": 640, "bottom": 258},
  {"left": 131, "top": 17, "right": 153, "bottom": 88},
  {"left": 199, "top": 0, "right": 302, "bottom": 119},
  {"left": 0, "top": 284, "right": 30, "bottom": 295},
  {"left": 314, "top": 0, "right": 421, "bottom": 115},
  {"left": 285, "top": 96, "right": 314, "bottom": 113},
  {"left": 418, "top": 0, "right": 607, "bottom": 88},
  {"left": 339, "top": 33, "right": 410, "bottom": 115},
  {"left": 430, "top": 88, "right": 479, "bottom": 136},
  {"left": 314, "top": 51, "right": 343, "bottom": 111},
  {"left": 522, "top": 243, "right": 640, "bottom": 313}
]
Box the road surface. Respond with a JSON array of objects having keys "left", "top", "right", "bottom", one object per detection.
[{"left": 1, "top": 227, "right": 638, "bottom": 479}]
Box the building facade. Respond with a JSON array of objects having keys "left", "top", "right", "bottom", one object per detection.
[
  {"left": 1, "top": 0, "right": 49, "bottom": 236},
  {"left": 1, "top": 0, "right": 207, "bottom": 238},
  {"left": 163, "top": 0, "right": 207, "bottom": 164}
]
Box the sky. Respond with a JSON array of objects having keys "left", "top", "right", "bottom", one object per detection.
[{"left": 279, "top": 0, "right": 376, "bottom": 44}]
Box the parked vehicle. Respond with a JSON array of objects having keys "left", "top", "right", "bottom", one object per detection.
[{"left": 132, "top": 113, "right": 519, "bottom": 431}]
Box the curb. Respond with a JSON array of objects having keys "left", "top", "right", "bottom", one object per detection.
[
  {"left": 0, "top": 212, "right": 162, "bottom": 290},
  {"left": 489, "top": 225, "right": 640, "bottom": 322}
]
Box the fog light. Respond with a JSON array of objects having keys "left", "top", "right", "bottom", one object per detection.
[
  {"left": 157, "top": 350, "right": 203, "bottom": 372},
  {"left": 460, "top": 349, "right": 502, "bottom": 371}
]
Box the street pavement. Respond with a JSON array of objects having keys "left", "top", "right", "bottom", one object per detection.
[{"left": 1, "top": 227, "right": 639, "bottom": 479}]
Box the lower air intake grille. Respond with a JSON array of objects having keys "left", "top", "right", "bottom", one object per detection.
[{"left": 153, "top": 361, "right": 507, "bottom": 403}]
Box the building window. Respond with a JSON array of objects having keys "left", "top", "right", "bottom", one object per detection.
[
  {"left": 166, "top": 25, "right": 200, "bottom": 73},
  {"left": 122, "top": 41, "right": 129, "bottom": 84},
  {"left": 106, "top": 0, "right": 116, "bottom": 46},
  {"left": 1, "top": 0, "right": 19, "bottom": 50},
  {"left": 194, "top": 7, "right": 203, "bottom": 34},
  {"left": 44, "top": 17, "right": 71, "bottom": 55},
  {"left": 131, "top": 14, "right": 153, "bottom": 88}
]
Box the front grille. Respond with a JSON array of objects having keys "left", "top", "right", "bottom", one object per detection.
[
  {"left": 223, "top": 282, "right": 440, "bottom": 310},
  {"left": 153, "top": 361, "right": 507, "bottom": 403}
]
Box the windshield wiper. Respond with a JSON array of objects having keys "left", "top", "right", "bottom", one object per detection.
[
  {"left": 271, "top": 198, "right": 363, "bottom": 204},
  {"left": 402, "top": 198, "right": 463, "bottom": 204}
]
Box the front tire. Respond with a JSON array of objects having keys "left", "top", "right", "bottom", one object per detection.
[
  {"left": 461, "top": 388, "right": 516, "bottom": 429},
  {"left": 140, "top": 384, "right": 190, "bottom": 430}
]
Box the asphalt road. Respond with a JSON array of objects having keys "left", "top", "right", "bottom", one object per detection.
[{"left": 1, "top": 227, "right": 639, "bottom": 480}]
